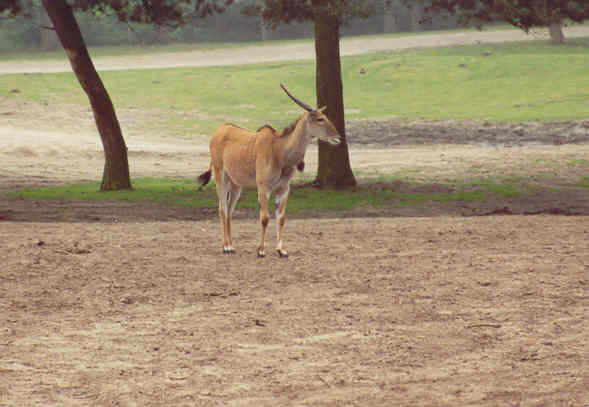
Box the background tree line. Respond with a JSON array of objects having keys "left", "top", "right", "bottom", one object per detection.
[{"left": 0, "top": 0, "right": 461, "bottom": 52}]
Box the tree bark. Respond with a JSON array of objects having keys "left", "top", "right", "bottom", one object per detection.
[
  {"left": 312, "top": 4, "right": 356, "bottom": 188},
  {"left": 548, "top": 21, "right": 565, "bottom": 44},
  {"left": 41, "top": 0, "right": 131, "bottom": 191}
]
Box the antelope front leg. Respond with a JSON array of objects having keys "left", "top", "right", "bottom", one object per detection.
[
  {"left": 275, "top": 184, "right": 290, "bottom": 258},
  {"left": 257, "top": 188, "right": 271, "bottom": 257}
]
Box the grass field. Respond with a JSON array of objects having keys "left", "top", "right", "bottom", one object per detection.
[
  {"left": 9, "top": 178, "right": 525, "bottom": 215},
  {"left": 2, "top": 37, "right": 589, "bottom": 137}
]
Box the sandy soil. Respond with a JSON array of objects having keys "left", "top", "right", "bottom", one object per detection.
[
  {"left": 1, "top": 216, "right": 588, "bottom": 406},
  {"left": 1, "top": 30, "right": 589, "bottom": 406}
]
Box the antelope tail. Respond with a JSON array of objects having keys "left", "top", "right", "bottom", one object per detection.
[{"left": 198, "top": 164, "right": 212, "bottom": 189}]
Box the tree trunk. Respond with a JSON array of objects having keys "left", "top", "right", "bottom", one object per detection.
[
  {"left": 313, "top": 6, "right": 356, "bottom": 188},
  {"left": 41, "top": 0, "right": 132, "bottom": 191},
  {"left": 549, "top": 21, "right": 565, "bottom": 44},
  {"left": 260, "top": 15, "right": 271, "bottom": 41},
  {"left": 410, "top": 3, "right": 423, "bottom": 32},
  {"left": 383, "top": 8, "right": 398, "bottom": 33},
  {"left": 39, "top": 6, "right": 59, "bottom": 50}
]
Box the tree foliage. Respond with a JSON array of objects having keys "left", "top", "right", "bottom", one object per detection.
[
  {"left": 243, "top": 0, "right": 377, "bottom": 25},
  {"left": 424, "top": 0, "right": 589, "bottom": 30},
  {"left": 71, "top": 0, "right": 233, "bottom": 25},
  {"left": 0, "top": 0, "right": 25, "bottom": 16},
  {"left": 2, "top": 1, "right": 233, "bottom": 25}
]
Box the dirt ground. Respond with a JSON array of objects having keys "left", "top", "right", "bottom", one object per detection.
[{"left": 2, "top": 30, "right": 589, "bottom": 406}]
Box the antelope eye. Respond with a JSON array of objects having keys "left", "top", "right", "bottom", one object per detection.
[{"left": 316, "top": 117, "right": 325, "bottom": 122}]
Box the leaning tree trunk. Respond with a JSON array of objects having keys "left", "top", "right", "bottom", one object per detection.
[
  {"left": 313, "top": 6, "right": 356, "bottom": 188},
  {"left": 41, "top": 0, "right": 131, "bottom": 191}
]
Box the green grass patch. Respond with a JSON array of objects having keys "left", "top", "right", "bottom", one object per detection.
[
  {"left": 0, "top": 38, "right": 589, "bottom": 138},
  {"left": 10, "top": 178, "right": 214, "bottom": 207},
  {"left": 393, "top": 180, "right": 522, "bottom": 206},
  {"left": 2, "top": 36, "right": 589, "bottom": 136},
  {"left": 567, "top": 158, "right": 589, "bottom": 168},
  {"left": 9, "top": 177, "right": 525, "bottom": 214},
  {"left": 577, "top": 177, "right": 589, "bottom": 189},
  {"left": 343, "top": 37, "right": 589, "bottom": 122}
]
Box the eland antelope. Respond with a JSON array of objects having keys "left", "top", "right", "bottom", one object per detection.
[{"left": 198, "top": 84, "right": 341, "bottom": 257}]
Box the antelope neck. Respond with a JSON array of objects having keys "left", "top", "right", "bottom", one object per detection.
[{"left": 275, "top": 115, "right": 310, "bottom": 169}]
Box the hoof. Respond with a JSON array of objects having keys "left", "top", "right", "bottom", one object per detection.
[
  {"left": 257, "top": 250, "right": 266, "bottom": 258},
  {"left": 223, "top": 246, "right": 235, "bottom": 254},
  {"left": 277, "top": 249, "right": 289, "bottom": 258}
]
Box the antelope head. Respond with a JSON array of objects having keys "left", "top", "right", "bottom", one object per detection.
[{"left": 280, "top": 84, "right": 341, "bottom": 146}]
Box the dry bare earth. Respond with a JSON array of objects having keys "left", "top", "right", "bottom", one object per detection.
[
  {"left": 1, "top": 30, "right": 589, "bottom": 406},
  {"left": 1, "top": 217, "right": 588, "bottom": 406}
]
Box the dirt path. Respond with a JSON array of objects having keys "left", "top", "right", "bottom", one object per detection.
[{"left": 1, "top": 26, "right": 589, "bottom": 74}]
